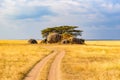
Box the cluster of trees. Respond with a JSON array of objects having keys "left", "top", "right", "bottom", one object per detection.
[
  {"left": 28, "top": 25, "right": 84, "bottom": 44},
  {"left": 41, "top": 25, "right": 83, "bottom": 39}
]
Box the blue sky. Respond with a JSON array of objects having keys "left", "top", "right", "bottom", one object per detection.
[{"left": 0, "top": 0, "right": 120, "bottom": 39}]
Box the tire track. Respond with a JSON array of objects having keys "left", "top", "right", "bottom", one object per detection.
[
  {"left": 48, "top": 50, "right": 65, "bottom": 80},
  {"left": 23, "top": 50, "right": 57, "bottom": 80}
]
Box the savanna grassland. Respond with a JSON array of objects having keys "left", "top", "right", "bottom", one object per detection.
[
  {"left": 0, "top": 40, "right": 120, "bottom": 80},
  {"left": 0, "top": 40, "right": 52, "bottom": 80},
  {"left": 61, "top": 41, "right": 120, "bottom": 80}
]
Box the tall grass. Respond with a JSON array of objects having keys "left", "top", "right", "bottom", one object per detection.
[
  {"left": 0, "top": 40, "right": 51, "bottom": 80},
  {"left": 1, "top": 40, "right": 120, "bottom": 80},
  {"left": 61, "top": 41, "right": 120, "bottom": 80}
]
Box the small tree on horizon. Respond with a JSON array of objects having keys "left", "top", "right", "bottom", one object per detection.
[{"left": 41, "top": 25, "right": 83, "bottom": 39}]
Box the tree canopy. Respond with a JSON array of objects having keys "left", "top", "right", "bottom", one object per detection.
[{"left": 41, "top": 25, "right": 83, "bottom": 38}]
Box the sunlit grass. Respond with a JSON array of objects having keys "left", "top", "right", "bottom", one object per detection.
[
  {"left": 61, "top": 41, "right": 120, "bottom": 80},
  {"left": 86, "top": 40, "right": 120, "bottom": 46},
  {"left": 1, "top": 40, "right": 120, "bottom": 80},
  {"left": 38, "top": 55, "right": 56, "bottom": 80},
  {"left": 0, "top": 40, "right": 27, "bottom": 44},
  {"left": 0, "top": 40, "right": 51, "bottom": 80}
]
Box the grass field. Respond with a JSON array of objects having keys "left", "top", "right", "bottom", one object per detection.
[
  {"left": 0, "top": 40, "right": 51, "bottom": 80},
  {"left": 61, "top": 41, "right": 120, "bottom": 80},
  {"left": 0, "top": 40, "right": 120, "bottom": 80}
]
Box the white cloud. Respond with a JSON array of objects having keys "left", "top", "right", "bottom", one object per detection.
[
  {"left": 0, "top": 0, "right": 120, "bottom": 39},
  {"left": 101, "top": 3, "right": 120, "bottom": 13}
]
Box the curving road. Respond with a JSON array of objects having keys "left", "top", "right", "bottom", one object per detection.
[
  {"left": 23, "top": 49, "right": 65, "bottom": 80},
  {"left": 48, "top": 50, "right": 65, "bottom": 80},
  {"left": 23, "top": 50, "right": 57, "bottom": 80}
]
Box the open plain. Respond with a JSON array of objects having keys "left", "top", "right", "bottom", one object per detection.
[{"left": 0, "top": 40, "right": 120, "bottom": 80}]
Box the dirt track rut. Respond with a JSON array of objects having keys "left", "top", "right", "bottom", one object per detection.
[
  {"left": 23, "top": 50, "right": 65, "bottom": 80},
  {"left": 48, "top": 50, "right": 65, "bottom": 80}
]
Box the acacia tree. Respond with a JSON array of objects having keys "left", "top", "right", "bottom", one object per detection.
[{"left": 41, "top": 25, "right": 83, "bottom": 38}]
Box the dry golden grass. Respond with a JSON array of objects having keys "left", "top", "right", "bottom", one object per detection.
[
  {"left": 0, "top": 40, "right": 51, "bottom": 80},
  {"left": 0, "top": 40, "right": 27, "bottom": 44},
  {"left": 38, "top": 55, "right": 56, "bottom": 80},
  {"left": 86, "top": 40, "right": 120, "bottom": 46},
  {"left": 61, "top": 41, "right": 120, "bottom": 80},
  {"left": 1, "top": 40, "right": 120, "bottom": 80},
  {"left": 34, "top": 41, "right": 120, "bottom": 80}
]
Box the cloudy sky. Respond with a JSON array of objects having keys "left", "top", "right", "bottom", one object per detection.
[{"left": 0, "top": 0, "right": 120, "bottom": 40}]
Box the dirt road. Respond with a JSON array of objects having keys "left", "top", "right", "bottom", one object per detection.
[
  {"left": 23, "top": 50, "right": 57, "bottom": 80},
  {"left": 23, "top": 50, "right": 65, "bottom": 80},
  {"left": 48, "top": 50, "right": 65, "bottom": 80}
]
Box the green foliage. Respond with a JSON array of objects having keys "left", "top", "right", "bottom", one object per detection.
[
  {"left": 41, "top": 25, "right": 83, "bottom": 38},
  {"left": 62, "top": 32, "right": 73, "bottom": 39}
]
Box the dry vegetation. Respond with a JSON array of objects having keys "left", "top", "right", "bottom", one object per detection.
[
  {"left": 38, "top": 56, "right": 56, "bottom": 80},
  {"left": 0, "top": 40, "right": 51, "bottom": 80},
  {"left": 0, "top": 40, "right": 120, "bottom": 80},
  {"left": 61, "top": 41, "right": 120, "bottom": 80}
]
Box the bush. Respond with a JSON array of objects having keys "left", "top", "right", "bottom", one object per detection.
[
  {"left": 61, "top": 39, "right": 70, "bottom": 44},
  {"left": 28, "top": 39, "right": 38, "bottom": 44}
]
